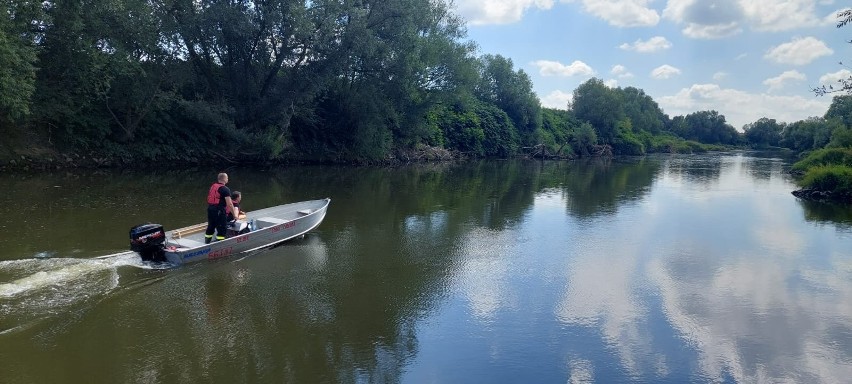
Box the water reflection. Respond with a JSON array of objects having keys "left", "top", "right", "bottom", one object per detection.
[{"left": 1, "top": 155, "right": 851, "bottom": 383}]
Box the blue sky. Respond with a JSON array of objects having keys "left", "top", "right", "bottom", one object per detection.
[{"left": 453, "top": 0, "right": 851, "bottom": 130}]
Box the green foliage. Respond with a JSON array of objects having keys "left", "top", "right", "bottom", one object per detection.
[
  {"left": 829, "top": 126, "right": 852, "bottom": 148},
  {"left": 800, "top": 165, "right": 852, "bottom": 195},
  {"left": 743, "top": 117, "right": 783, "bottom": 148},
  {"left": 539, "top": 108, "right": 579, "bottom": 155},
  {"left": 619, "top": 87, "right": 666, "bottom": 134},
  {"left": 572, "top": 78, "right": 624, "bottom": 143},
  {"left": 476, "top": 102, "right": 518, "bottom": 158},
  {"left": 611, "top": 120, "right": 645, "bottom": 155},
  {"left": 475, "top": 54, "right": 541, "bottom": 144},
  {"left": 825, "top": 95, "right": 852, "bottom": 126},
  {"left": 430, "top": 103, "right": 485, "bottom": 155},
  {"left": 569, "top": 122, "right": 598, "bottom": 157},
  {"left": 791, "top": 147, "right": 852, "bottom": 172},
  {"left": 780, "top": 117, "right": 836, "bottom": 152},
  {"left": 671, "top": 110, "right": 740, "bottom": 145},
  {"left": 0, "top": 2, "right": 39, "bottom": 121}
]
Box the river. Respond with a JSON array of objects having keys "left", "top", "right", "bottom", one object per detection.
[{"left": 1, "top": 152, "right": 851, "bottom": 383}]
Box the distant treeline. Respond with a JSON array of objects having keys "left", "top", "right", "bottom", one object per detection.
[{"left": 2, "top": 1, "right": 852, "bottom": 166}]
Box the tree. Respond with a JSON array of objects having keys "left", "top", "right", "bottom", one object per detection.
[
  {"left": 824, "top": 95, "right": 852, "bottom": 127},
  {"left": 572, "top": 78, "right": 624, "bottom": 143},
  {"left": 780, "top": 117, "right": 835, "bottom": 152},
  {"left": 618, "top": 87, "right": 666, "bottom": 134},
  {"left": 0, "top": 1, "right": 41, "bottom": 122},
  {"left": 475, "top": 54, "right": 541, "bottom": 144},
  {"left": 677, "top": 110, "right": 740, "bottom": 145},
  {"left": 743, "top": 117, "right": 783, "bottom": 148}
]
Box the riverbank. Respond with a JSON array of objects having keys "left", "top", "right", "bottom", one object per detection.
[{"left": 0, "top": 144, "right": 471, "bottom": 172}]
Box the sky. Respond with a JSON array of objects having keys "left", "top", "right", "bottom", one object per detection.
[{"left": 452, "top": 0, "right": 852, "bottom": 130}]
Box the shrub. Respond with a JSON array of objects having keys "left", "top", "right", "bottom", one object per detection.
[
  {"left": 800, "top": 165, "right": 852, "bottom": 195},
  {"left": 791, "top": 147, "right": 852, "bottom": 173}
]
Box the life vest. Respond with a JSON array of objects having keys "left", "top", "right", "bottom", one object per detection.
[{"left": 207, "top": 182, "right": 225, "bottom": 205}]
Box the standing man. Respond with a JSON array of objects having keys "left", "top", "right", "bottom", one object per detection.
[{"left": 205, "top": 172, "right": 236, "bottom": 243}]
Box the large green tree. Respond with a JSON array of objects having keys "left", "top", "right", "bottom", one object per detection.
[
  {"left": 474, "top": 54, "right": 541, "bottom": 144},
  {"left": 0, "top": 0, "right": 41, "bottom": 123},
  {"left": 743, "top": 117, "right": 783, "bottom": 148},
  {"left": 572, "top": 78, "right": 624, "bottom": 143},
  {"left": 618, "top": 87, "right": 666, "bottom": 135}
]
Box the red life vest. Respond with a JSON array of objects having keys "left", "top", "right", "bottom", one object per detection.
[{"left": 207, "top": 182, "right": 225, "bottom": 205}]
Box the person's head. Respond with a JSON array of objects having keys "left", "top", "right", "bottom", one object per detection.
[
  {"left": 232, "top": 191, "right": 241, "bottom": 203},
  {"left": 217, "top": 172, "right": 229, "bottom": 184}
]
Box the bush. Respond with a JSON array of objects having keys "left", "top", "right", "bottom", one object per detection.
[
  {"left": 800, "top": 165, "right": 852, "bottom": 195},
  {"left": 791, "top": 147, "right": 852, "bottom": 173}
]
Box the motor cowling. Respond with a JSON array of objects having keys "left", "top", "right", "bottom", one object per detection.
[{"left": 129, "top": 223, "right": 166, "bottom": 262}]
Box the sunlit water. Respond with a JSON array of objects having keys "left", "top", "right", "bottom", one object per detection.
[{"left": 1, "top": 153, "right": 851, "bottom": 383}]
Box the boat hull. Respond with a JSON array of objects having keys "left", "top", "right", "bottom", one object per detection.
[{"left": 161, "top": 198, "right": 330, "bottom": 265}]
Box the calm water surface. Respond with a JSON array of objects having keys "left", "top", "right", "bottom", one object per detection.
[{"left": 1, "top": 153, "right": 852, "bottom": 383}]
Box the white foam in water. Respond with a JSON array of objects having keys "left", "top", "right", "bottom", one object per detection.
[
  {"left": 0, "top": 252, "right": 164, "bottom": 335},
  {"left": 0, "top": 252, "right": 147, "bottom": 299}
]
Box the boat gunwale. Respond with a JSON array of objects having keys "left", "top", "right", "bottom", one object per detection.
[{"left": 165, "top": 198, "right": 330, "bottom": 256}]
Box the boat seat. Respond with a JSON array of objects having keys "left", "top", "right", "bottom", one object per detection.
[
  {"left": 297, "top": 209, "right": 313, "bottom": 216},
  {"left": 171, "top": 238, "right": 204, "bottom": 249},
  {"left": 256, "top": 217, "right": 287, "bottom": 229}
]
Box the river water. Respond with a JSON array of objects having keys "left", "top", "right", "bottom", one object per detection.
[{"left": 1, "top": 153, "right": 851, "bottom": 383}]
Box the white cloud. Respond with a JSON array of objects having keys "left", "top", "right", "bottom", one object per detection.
[
  {"left": 612, "top": 64, "right": 635, "bottom": 78},
  {"left": 651, "top": 65, "right": 681, "bottom": 79},
  {"left": 664, "top": 0, "right": 822, "bottom": 37},
  {"left": 454, "top": 0, "right": 555, "bottom": 25},
  {"left": 713, "top": 72, "right": 728, "bottom": 81},
  {"left": 763, "top": 70, "right": 806, "bottom": 92},
  {"left": 739, "top": 0, "right": 822, "bottom": 31},
  {"left": 682, "top": 22, "right": 742, "bottom": 39},
  {"left": 605, "top": 79, "right": 619, "bottom": 88},
  {"left": 663, "top": 0, "right": 744, "bottom": 38},
  {"left": 540, "top": 90, "right": 574, "bottom": 109},
  {"left": 619, "top": 36, "right": 672, "bottom": 53},
  {"left": 764, "top": 37, "right": 833, "bottom": 66},
  {"left": 657, "top": 83, "right": 831, "bottom": 129},
  {"left": 533, "top": 60, "right": 596, "bottom": 77},
  {"left": 819, "top": 69, "right": 852, "bottom": 85},
  {"left": 565, "top": 0, "right": 660, "bottom": 27}
]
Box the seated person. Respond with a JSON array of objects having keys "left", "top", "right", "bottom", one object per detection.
[
  {"left": 226, "top": 191, "right": 251, "bottom": 236},
  {"left": 226, "top": 191, "right": 243, "bottom": 222}
]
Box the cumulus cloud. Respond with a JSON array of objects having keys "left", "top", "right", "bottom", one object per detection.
[
  {"left": 763, "top": 70, "right": 806, "bottom": 92},
  {"left": 651, "top": 65, "right": 681, "bottom": 79},
  {"left": 566, "top": 0, "right": 660, "bottom": 27},
  {"left": 663, "top": 0, "right": 822, "bottom": 38},
  {"left": 764, "top": 37, "right": 833, "bottom": 66},
  {"left": 663, "top": 0, "right": 744, "bottom": 38},
  {"left": 657, "top": 83, "right": 831, "bottom": 129},
  {"left": 612, "top": 64, "right": 634, "bottom": 78},
  {"left": 540, "top": 89, "right": 574, "bottom": 109},
  {"left": 619, "top": 36, "right": 672, "bottom": 52},
  {"left": 533, "top": 60, "right": 595, "bottom": 77},
  {"left": 604, "top": 79, "right": 619, "bottom": 88},
  {"left": 739, "top": 0, "right": 822, "bottom": 31},
  {"left": 454, "top": 0, "right": 555, "bottom": 25},
  {"left": 819, "top": 69, "right": 852, "bottom": 86},
  {"left": 712, "top": 72, "right": 728, "bottom": 81}
]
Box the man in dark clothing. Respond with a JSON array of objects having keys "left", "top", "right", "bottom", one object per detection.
[{"left": 205, "top": 172, "right": 236, "bottom": 243}]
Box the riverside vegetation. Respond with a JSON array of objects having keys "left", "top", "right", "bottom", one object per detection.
[{"left": 1, "top": 1, "right": 850, "bottom": 201}]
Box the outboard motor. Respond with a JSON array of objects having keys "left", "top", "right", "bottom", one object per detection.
[{"left": 129, "top": 223, "right": 166, "bottom": 262}]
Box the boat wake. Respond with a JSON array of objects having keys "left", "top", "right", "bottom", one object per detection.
[{"left": 0, "top": 252, "right": 156, "bottom": 334}]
